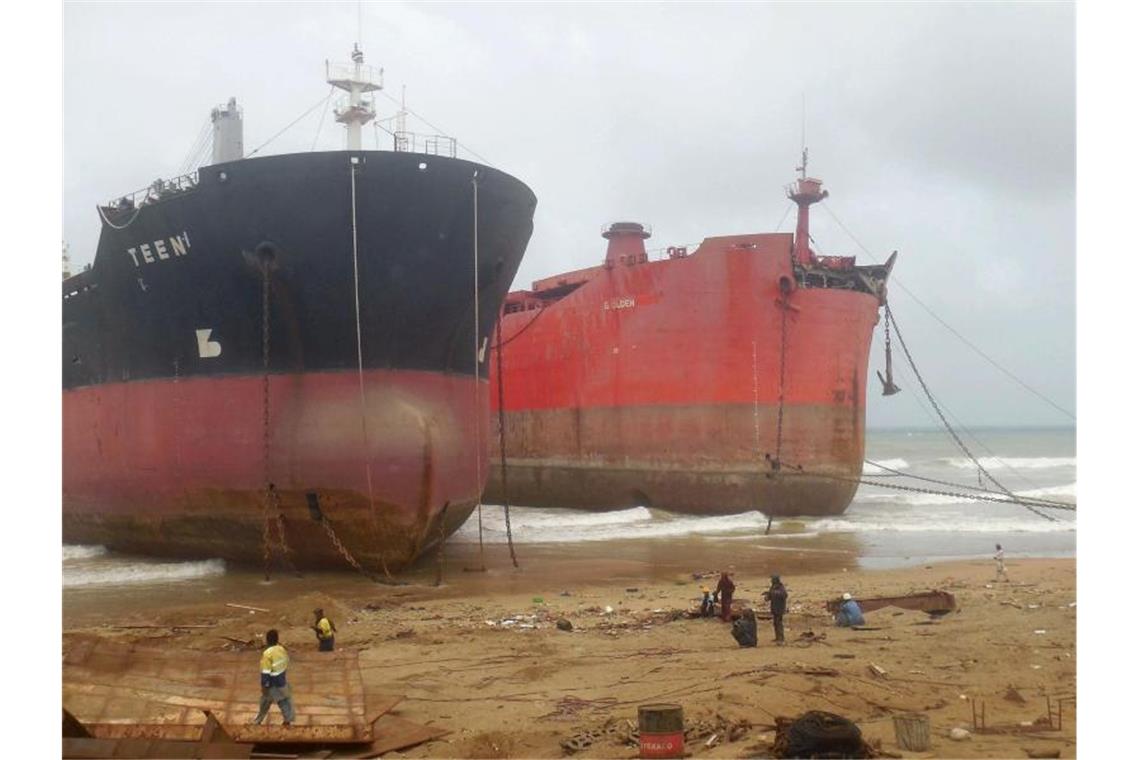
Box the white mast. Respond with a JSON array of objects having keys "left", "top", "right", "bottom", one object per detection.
[
  {"left": 326, "top": 44, "right": 383, "bottom": 151},
  {"left": 210, "top": 97, "right": 244, "bottom": 164}
]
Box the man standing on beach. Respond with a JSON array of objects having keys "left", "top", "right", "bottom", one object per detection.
[
  {"left": 254, "top": 629, "right": 294, "bottom": 726},
  {"left": 994, "top": 544, "right": 1009, "bottom": 582},
  {"left": 313, "top": 608, "right": 336, "bottom": 651},
  {"left": 716, "top": 570, "right": 736, "bottom": 622},
  {"left": 764, "top": 575, "right": 788, "bottom": 644}
]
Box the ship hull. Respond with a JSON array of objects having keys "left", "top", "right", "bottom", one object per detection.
[
  {"left": 64, "top": 150, "right": 534, "bottom": 569},
  {"left": 486, "top": 232, "right": 885, "bottom": 517},
  {"left": 63, "top": 369, "right": 488, "bottom": 570},
  {"left": 489, "top": 403, "right": 858, "bottom": 516}
]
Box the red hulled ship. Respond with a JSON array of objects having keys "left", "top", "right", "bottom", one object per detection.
[{"left": 486, "top": 159, "right": 895, "bottom": 517}]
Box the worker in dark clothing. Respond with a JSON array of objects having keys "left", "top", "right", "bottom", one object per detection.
[
  {"left": 731, "top": 608, "right": 758, "bottom": 647},
  {"left": 312, "top": 608, "right": 336, "bottom": 651},
  {"left": 763, "top": 574, "right": 788, "bottom": 644},
  {"left": 716, "top": 570, "right": 736, "bottom": 622}
]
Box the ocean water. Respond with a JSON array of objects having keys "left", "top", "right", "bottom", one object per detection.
[
  {"left": 63, "top": 427, "right": 1075, "bottom": 593},
  {"left": 450, "top": 426, "right": 1076, "bottom": 569}
]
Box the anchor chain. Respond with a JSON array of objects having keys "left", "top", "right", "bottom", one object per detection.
[
  {"left": 785, "top": 465, "right": 1075, "bottom": 511},
  {"left": 885, "top": 304, "right": 1057, "bottom": 522},
  {"left": 495, "top": 318, "right": 520, "bottom": 569},
  {"left": 257, "top": 260, "right": 301, "bottom": 579},
  {"left": 318, "top": 513, "right": 387, "bottom": 582},
  {"left": 267, "top": 485, "right": 301, "bottom": 577},
  {"left": 261, "top": 260, "right": 274, "bottom": 580},
  {"left": 876, "top": 303, "right": 901, "bottom": 395},
  {"left": 767, "top": 280, "right": 792, "bottom": 476},
  {"left": 863, "top": 458, "right": 1076, "bottom": 510}
]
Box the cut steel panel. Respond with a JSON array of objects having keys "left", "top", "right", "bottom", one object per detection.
[{"left": 64, "top": 636, "right": 399, "bottom": 744}]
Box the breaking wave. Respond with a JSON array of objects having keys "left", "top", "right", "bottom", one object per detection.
[
  {"left": 807, "top": 513, "right": 1075, "bottom": 534},
  {"left": 942, "top": 457, "right": 1076, "bottom": 470},
  {"left": 456, "top": 506, "right": 771, "bottom": 544},
  {"left": 63, "top": 545, "right": 108, "bottom": 560},
  {"left": 64, "top": 558, "right": 226, "bottom": 588}
]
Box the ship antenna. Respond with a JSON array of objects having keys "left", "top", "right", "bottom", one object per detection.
[{"left": 800, "top": 92, "right": 806, "bottom": 177}]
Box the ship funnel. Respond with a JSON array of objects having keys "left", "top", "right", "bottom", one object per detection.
[
  {"left": 602, "top": 221, "right": 652, "bottom": 267},
  {"left": 210, "top": 98, "right": 244, "bottom": 165}
]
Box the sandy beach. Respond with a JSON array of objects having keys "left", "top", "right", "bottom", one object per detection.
[{"left": 62, "top": 552, "right": 1075, "bottom": 758}]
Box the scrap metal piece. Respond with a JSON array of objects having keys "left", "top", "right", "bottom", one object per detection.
[
  {"left": 63, "top": 635, "right": 400, "bottom": 745},
  {"left": 62, "top": 736, "right": 252, "bottom": 759},
  {"left": 825, "top": 590, "right": 956, "bottom": 616}
]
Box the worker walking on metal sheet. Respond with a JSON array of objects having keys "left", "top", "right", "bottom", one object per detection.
[
  {"left": 764, "top": 574, "right": 788, "bottom": 644},
  {"left": 716, "top": 570, "right": 736, "bottom": 622},
  {"left": 313, "top": 608, "right": 336, "bottom": 651},
  {"left": 253, "top": 629, "right": 295, "bottom": 726},
  {"left": 994, "top": 543, "right": 1010, "bottom": 582}
]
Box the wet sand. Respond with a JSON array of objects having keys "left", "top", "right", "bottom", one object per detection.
[{"left": 63, "top": 548, "right": 1076, "bottom": 758}]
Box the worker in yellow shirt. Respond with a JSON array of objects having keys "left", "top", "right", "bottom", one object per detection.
[
  {"left": 253, "top": 629, "right": 294, "bottom": 726},
  {"left": 312, "top": 608, "right": 336, "bottom": 652}
]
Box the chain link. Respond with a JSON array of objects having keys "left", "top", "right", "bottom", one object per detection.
[
  {"left": 268, "top": 486, "right": 301, "bottom": 576},
  {"left": 864, "top": 458, "right": 1076, "bottom": 510},
  {"left": 495, "top": 318, "right": 520, "bottom": 568},
  {"left": 784, "top": 465, "right": 1075, "bottom": 512},
  {"left": 769, "top": 282, "right": 792, "bottom": 476},
  {"left": 885, "top": 304, "right": 1057, "bottom": 522},
  {"left": 261, "top": 262, "right": 274, "bottom": 579},
  {"left": 319, "top": 514, "right": 383, "bottom": 581}
]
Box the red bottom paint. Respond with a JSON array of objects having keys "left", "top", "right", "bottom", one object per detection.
[{"left": 63, "top": 369, "right": 489, "bottom": 570}]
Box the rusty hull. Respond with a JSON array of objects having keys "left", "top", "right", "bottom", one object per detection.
[{"left": 485, "top": 402, "right": 862, "bottom": 516}]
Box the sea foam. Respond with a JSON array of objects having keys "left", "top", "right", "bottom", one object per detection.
[{"left": 64, "top": 558, "right": 226, "bottom": 588}]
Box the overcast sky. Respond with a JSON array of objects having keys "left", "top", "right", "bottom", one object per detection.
[{"left": 63, "top": 1, "right": 1075, "bottom": 430}]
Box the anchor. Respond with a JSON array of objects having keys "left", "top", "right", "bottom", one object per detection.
[
  {"left": 877, "top": 368, "right": 901, "bottom": 396},
  {"left": 878, "top": 304, "right": 902, "bottom": 396}
]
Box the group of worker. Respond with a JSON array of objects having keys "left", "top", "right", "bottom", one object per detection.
[
  {"left": 253, "top": 608, "right": 337, "bottom": 726},
  {"left": 704, "top": 570, "right": 869, "bottom": 649},
  {"left": 699, "top": 570, "right": 789, "bottom": 647}
]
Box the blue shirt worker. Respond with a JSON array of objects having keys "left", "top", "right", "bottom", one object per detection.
[
  {"left": 253, "top": 629, "right": 295, "bottom": 726},
  {"left": 835, "top": 593, "right": 865, "bottom": 627},
  {"left": 313, "top": 608, "right": 336, "bottom": 652}
]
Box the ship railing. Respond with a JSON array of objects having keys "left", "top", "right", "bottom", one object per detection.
[
  {"left": 326, "top": 61, "right": 384, "bottom": 92},
  {"left": 390, "top": 130, "right": 457, "bottom": 158},
  {"left": 103, "top": 171, "right": 199, "bottom": 214}
]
